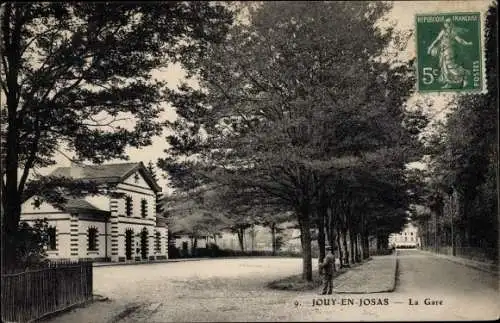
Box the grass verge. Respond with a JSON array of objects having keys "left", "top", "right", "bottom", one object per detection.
[
  {"left": 267, "top": 270, "right": 324, "bottom": 291},
  {"left": 267, "top": 260, "right": 369, "bottom": 291}
]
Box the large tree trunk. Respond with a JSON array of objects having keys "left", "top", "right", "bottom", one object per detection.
[
  {"left": 342, "top": 228, "right": 349, "bottom": 266},
  {"left": 361, "top": 233, "right": 366, "bottom": 259},
  {"left": 2, "top": 3, "right": 23, "bottom": 270},
  {"left": 337, "top": 226, "right": 343, "bottom": 268},
  {"left": 360, "top": 214, "right": 369, "bottom": 259},
  {"left": 192, "top": 237, "right": 198, "bottom": 256},
  {"left": 326, "top": 208, "right": 336, "bottom": 272},
  {"left": 362, "top": 232, "right": 370, "bottom": 259},
  {"left": 327, "top": 209, "right": 336, "bottom": 250},
  {"left": 317, "top": 211, "right": 325, "bottom": 264},
  {"left": 353, "top": 232, "right": 359, "bottom": 262},
  {"left": 377, "top": 233, "right": 389, "bottom": 250},
  {"left": 299, "top": 212, "right": 313, "bottom": 281},
  {"left": 250, "top": 224, "right": 255, "bottom": 251},
  {"left": 349, "top": 229, "right": 355, "bottom": 264},
  {"left": 356, "top": 234, "right": 362, "bottom": 262},
  {"left": 237, "top": 227, "right": 245, "bottom": 251},
  {"left": 271, "top": 223, "right": 277, "bottom": 256},
  {"left": 167, "top": 230, "right": 176, "bottom": 259}
]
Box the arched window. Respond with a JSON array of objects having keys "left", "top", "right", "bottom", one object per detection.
[
  {"left": 155, "top": 231, "right": 161, "bottom": 253},
  {"left": 88, "top": 227, "right": 98, "bottom": 251},
  {"left": 47, "top": 227, "right": 57, "bottom": 250},
  {"left": 141, "top": 199, "right": 148, "bottom": 218},
  {"left": 140, "top": 228, "right": 149, "bottom": 259},
  {"left": 125, "top": 196, "right": 133, "bottom": 216}
]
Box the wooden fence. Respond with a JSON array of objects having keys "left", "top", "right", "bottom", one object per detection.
[{"left": 1, "top": 260, "right": 93, "bottom": 323}]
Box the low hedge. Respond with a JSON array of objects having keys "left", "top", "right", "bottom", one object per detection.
[{"left": 170, "top": 246, "right": 305, "bottom": 259}]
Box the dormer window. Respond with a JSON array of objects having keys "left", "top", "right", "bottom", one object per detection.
[
  {"left": 134, "top": 172, "right": 140, "bottom": 183},
  {"left": 125, "top": 196, "right": 133, "bottom": 216},
  {"left": 141, "top": 199, "right": 148, "bottom": 218}
]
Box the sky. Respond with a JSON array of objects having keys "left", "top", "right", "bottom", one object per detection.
[{"left": 33, "top": 0, "right": 494, "bottom": 193}]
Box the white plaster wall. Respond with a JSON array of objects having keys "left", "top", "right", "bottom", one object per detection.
[
  {"left": 198, "top": 238, "right": 208, "bottom": 248},
  {"left": 123, "top": 170, "right": 151, "bottom": 189},
  {"left": 21, "top": 196, "right": 62, "bottom": 214},
  {"left": 218, "top": 232, "right": 238, "bottom": 250},
  {"left": 56, "top": 233, "right": 72, "bottom": 258},
  {"left": 20, "top": 212, "right": 70, "bottom": 222},
  {"left": 117, "top": 222, "right": 166, "bottom": 259},
  {"left": 54, "top": 219, "right": 72, "bottom": 259},
  {"left": 174, "top": 235, "right": 209, "bottom": 252},
  {"left": 151, "top": 229, "right": 161, "bottom": 255},
  {"left": 175, "top": 236, "right": 192, "bottom": 254},
  {"left": 78, "top": 219, "right": 107, "bottom": 259},
  {"left": 116, "top": 229, "right": 125, "bottom": 258},
  {"left": 111, "top": 175, "right": 161, "bottom": 259},
  {"left": 390, "top": 222, "right": 419, "bottom": 246},
  {"left": 114, "top": 186, "right": 156, "bottom": 221},
  {"left": 157, "top": 227, "right": 169, "bottom": 257}
]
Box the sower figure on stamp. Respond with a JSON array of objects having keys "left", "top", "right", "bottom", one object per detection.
[
  {"left": 427, "top": 17, "right": 473, "bottom": 89},
  {"left": 319, "top": 244, "right": 335, "bottom": 295}
]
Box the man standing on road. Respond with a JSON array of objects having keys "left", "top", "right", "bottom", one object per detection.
[{"left": 319, "top": 244, "right": 335, "bottom": 295}]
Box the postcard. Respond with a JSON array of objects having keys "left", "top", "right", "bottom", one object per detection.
[{"left": 1, "top": 1, "right": 497, "bottom": 322}]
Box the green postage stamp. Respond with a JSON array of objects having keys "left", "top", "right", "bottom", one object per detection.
[{"left": 416, "top": 12, "right": 485, "bottom": 93}]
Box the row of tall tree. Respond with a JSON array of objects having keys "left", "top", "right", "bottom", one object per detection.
[
  {"left": 412, "top": 3, "right": 498, "bottom": 261},
  {"left": 159, "top": 2, "right": 427, "bottom": 281}
]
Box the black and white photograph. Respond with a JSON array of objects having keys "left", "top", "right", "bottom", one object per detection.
[{"left": 1, "top": 1, "right": 498, "bottom": 322}]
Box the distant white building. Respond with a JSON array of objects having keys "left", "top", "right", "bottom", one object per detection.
[
  {"left": 21, "top": 162, "right": 169, "bottom": 262},
  {"left": 389, "top": 222, "right": 420, "bottom": 248}
]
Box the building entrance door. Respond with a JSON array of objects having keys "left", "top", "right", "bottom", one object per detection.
[
  {"left": 140, "top": 228, "right": 149, "bottom": 260},
  {"left": 125, "top": 229, "right": 133, "bottom": 260}
]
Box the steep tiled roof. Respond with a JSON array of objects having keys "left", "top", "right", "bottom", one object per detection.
[
  {"left": 61, "top": 198, "right": 110, "bottom": 215},
  {"left": 50, "top": 162, "right": 161, "bottom": 192},
  {"left": 51, "top": 162, "right": 139, "bottom": 180}
]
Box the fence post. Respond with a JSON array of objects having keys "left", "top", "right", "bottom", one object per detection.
[
  {"left": 89, "top": 261, "right": 93, "bottom": 300},
  {"left": 1, "top": 261, "right": 94, "bottom": 322}
]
